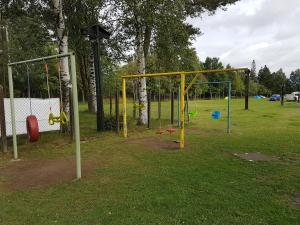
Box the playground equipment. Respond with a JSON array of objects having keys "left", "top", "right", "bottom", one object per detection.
[
  {"left": 44, "top": 63, "right": 68, "bottom": 126},
  {"left": 122, "top": 68, "right": 250, "bottom": 149},
  {"left": 25, "top": 64, "right": 40, "bottom": 142},
  {"left": 194, "top": 81, "right": 232, "bottom": 133},
  {"left": 7, "top": 52, "right": 82, "bottom": 179}
]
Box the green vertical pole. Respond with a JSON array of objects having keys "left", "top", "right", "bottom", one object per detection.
[
  {"left": 227, "top": 82, "right": 231, "bottom": 134},
  {"left": 70, "top": 53, "right": 81, "bottom": 179},
  {"left": 8, "top": 65, "right": 18, "bottom": 159}
]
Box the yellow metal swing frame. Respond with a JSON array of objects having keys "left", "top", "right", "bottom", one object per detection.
[{"left": 121, "top": 68, "right": 249, "bottom": 149}]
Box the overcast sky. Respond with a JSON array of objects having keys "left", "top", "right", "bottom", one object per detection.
[{"left": 188, "top": 0, "right": 300, "bottom": 76}]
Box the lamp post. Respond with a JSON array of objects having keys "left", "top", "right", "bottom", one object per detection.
[{"left": 81, "top": 25, "right": 110, "bottom": 131}]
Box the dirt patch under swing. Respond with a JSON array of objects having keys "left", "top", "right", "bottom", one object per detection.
[
  {"left": 0, "top": 157, "right": 97, "bottom": 191},
  {"left": 125, "top": 137, "right": 181, "bottom": 150},
  {"left": 233, "top": 152, "right": 278, "bottom": 161}
]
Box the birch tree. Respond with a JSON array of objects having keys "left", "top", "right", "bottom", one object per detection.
[
  {"left": 52, "top": 0, "right": 71, "bottom": 130},
  {"left": 111, "top": 0, "right": 240, "bottom": 125}
]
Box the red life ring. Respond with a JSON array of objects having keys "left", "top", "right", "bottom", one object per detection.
[{"left": 26, "top": 115, "right": 39, "bottom": 142}]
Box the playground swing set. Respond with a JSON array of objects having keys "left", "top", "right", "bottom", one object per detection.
[
  {"left": 23, "top": 59, "right": 69, "bottom": 142},
  {"left": 121, "top": 68, "right": 250, "bottom": 149},
  {"left": 7, "top": 52, "right": 82, "bottom": 179}
]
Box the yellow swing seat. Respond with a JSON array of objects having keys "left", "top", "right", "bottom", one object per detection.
[{"left": 48, "top": 111, "right": 68, "bottom": 125}]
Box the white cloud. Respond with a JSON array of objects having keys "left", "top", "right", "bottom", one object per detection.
[{"left": 188, "top": 0, "right": 300, "bottom": 76}]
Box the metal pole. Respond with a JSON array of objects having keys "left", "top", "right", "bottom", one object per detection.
[
  {"left": 180, "top": 74, "right": 185, "bottom": 149},
  {"left": 8, "top": 65, "right": 17, "bottom": 159},
  {"left": 70, "top": 54, "right": 81, "bottom": 179},
  {"left": 115, "top": 81, "right": 120, "bottom": 133},
  {"left": 228, "top": 82, "right": 231, "bottom": 133},
  {"left": 245, "top": 71, "right": 250, "bottom": 110},
  {"left": 122, "top": 78, "right": 127, "bottom": 138},
  {"left": 171, "top": 91, "right": 174, "bottom": 125},
  {"left": 122, "top": 68, "right": 249, "bottom": 79},
  {"left": 147, "top": 90, "right": 151, "bottom": 129},
  {"left": 158, "top": 79, "right": 161, "bottom": 120},
  {"left": 177, "top": 84, "right": 180, "bottom": 128},
  {"left": 8, "top": 53, "right": 72, "bottom": 66}
]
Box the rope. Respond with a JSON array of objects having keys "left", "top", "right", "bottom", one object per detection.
[
  {"left": 44, "top": 63, "right": 52, "bottom": 112},
  {"left": 26, "top": 64, "right": 32, "bottom": 115},
  {"left": 56, "top": 62, "right": 63, "bottom": 110}
]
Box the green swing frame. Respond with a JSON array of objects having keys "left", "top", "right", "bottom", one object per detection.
[{"left": 7, "top": 52, "right": 82, "bottom": 179}]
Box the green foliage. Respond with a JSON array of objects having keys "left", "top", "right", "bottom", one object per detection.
[{"left": 290, "top": 69, "right": 300, "bottom": 91}]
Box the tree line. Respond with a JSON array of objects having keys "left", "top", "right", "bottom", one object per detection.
[{"left": 1, "top": 0, "right": 298, "bottom": 127}]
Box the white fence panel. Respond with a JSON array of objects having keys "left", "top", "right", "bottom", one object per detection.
[{"left": 2, "top": 98, "right": 60, "bottom": 136}]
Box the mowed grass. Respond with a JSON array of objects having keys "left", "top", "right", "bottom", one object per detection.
[{"left": 0, "top": 98, "right": 300, "bottom": 225}]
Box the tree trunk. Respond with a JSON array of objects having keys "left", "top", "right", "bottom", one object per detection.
[
  {"left": 136, "top": 33, "right": 147, "bottom": 125},
  {"left": 133, "top": 81, "right": 136, "bottom": 119},
  {"left": 109, "top": 90, "right": 112, "bottom": 116},
  {"left": 88, "top": 53, "right": 97, "bottom": 112},
  {"left": 53, "top": 0, "right": 71, "bottom": 132},
  {"left": 78, "top": 55, "right": 88, "bottom": 102}
]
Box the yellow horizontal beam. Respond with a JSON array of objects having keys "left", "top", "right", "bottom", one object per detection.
[{"left": 121, "top": 68, "right": 249, "bottom": 79}]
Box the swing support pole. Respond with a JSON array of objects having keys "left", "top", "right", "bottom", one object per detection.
[
  {"left": 227, "top": 82, "right": 231, "bottom": 134},
  {"left": 7, "top": 52, "right": 82, "bottom": 179},
  {"left": 122, "top": 78, "right": 128, "bottom": 138},
  {"left": 179, "top": 74, "right": 185, "bottom": 149},
  {"left": 8, "top": 65, "right": 17, "bottom": 160},
  {"left": 70, "top": 53, "right": 81, "bottom": 179}
]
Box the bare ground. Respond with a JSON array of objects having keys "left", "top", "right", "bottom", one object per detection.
[
  {"left": 233, "top": 152, "right": 278, "bottom": 161},
  {"left": 0, "top": 157, "right": 97, "bottom": 191},
  {"left": 125, "top": 137, "right": 181, "bottom": 150}
]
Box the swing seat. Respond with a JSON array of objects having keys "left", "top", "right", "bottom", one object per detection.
[
  {"left": 48, "top": 112, "right": 68, "bottom": 125},
  {"left": 211, "top": 111, "right": 221, "bottom": 120},
  {"left": 188, "top": 111, "right": 198, "bottom": 118},
  {"left": 156, "top": 128, "right": 165, "bottom": 134},
  {"left": 166, "top": 128, "right": 176, "bottom": 134},
  {"left": 26, "top": 115, "right": 39, "bottom": 142}
]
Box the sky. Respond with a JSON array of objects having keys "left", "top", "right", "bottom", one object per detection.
[{"left": 188, "top": 0, "right": 300, "bottom": 76}]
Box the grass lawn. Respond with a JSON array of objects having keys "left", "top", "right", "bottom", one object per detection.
[{"left": 0, "top": 98, "right": 300, "bottom": 225}]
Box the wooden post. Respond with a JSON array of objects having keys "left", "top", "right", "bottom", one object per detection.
[
  {"left": 245, "top": 70, "right": 250, "bottom": 110},
  {"left": 0, "top": 85, "right": 7, "bottom": 152},
  {"left": 115, "top": 82, "right": 120, "bottom": 133},
  {"left": 147, "top": 90, "right": 151, "bottom": 129},
  {"left": 171, "top": 91, "right": 174, "bottom": 125},
  {"left": 281, "top": 84, "right": 285, "bottom": 106}
]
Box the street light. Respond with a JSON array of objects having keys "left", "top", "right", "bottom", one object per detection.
[{"left": 81, "top": 24, "right": 110, "bottom": 132}]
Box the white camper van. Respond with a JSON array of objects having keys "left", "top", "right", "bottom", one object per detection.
[{"left": 284, "top": 92, "right": 300, "bottom": 101}]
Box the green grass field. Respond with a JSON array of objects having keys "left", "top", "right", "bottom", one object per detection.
[{"left": 0, "top": 98, "right": 300, "bottom": 225}]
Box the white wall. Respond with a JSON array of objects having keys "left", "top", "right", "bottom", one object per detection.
[{"left": 1, "top": 98, "right": 60, "bottom": 136}]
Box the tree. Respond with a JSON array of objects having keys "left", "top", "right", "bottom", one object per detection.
[
  {"left": 272, "top": 69, "right": 286, "bottom": 93},
  {"left": 290, "top": 69, "right": 300, "bottom": 91},
  {"left": 232, "top": 75, "right": 244, "bottom": 97},
  {"left": 258, "top": 65, "right": 273, "bottom": 90},
  {"left": 250, "top": 60, "right": 257, "bottom": 81},
  {"left": 52, "top": 0, "right": 71, "bottom": 131},
  {"left": 111, "top": 0, "right": 240, "bottom": 125}
]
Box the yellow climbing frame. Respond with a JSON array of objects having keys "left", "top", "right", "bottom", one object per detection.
[{"left": 121, "top": 68, "right": 249, "bottom": 149}]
